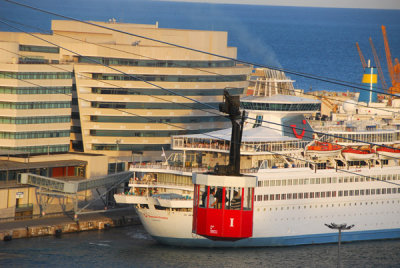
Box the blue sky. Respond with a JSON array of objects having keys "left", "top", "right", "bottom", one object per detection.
[{"left": 159, "top": 0, "right": 400, "bottom": 10}]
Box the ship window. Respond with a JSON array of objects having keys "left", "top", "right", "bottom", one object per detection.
[
  {"left": 376, "top": 189, "right": 381, "bottom": 195},
  {"left": 371, "top": 189, "right": 376, "bottom": 195},
  {"left": 304, "top": 179, "right": 309, "bottom": 185},
  {"left": 321, "top": 192, "right": 325, "bottom": 198},
  {"left": 344, "top": 191, "right": 348, "bottom": 196},
  {"left": 339, "top": 178, "right": 343, "bottom": 183},
  {"left": 282, "top": 180, "right": 286, "bottom": 186},
  {"left": 264, "top": 194, "right": 268, "bottom": 201},
  {"left": 281, "top": 194, "right": 286, "bottom": 200},
  {"left": 338, "top": 191, "right": 343, "bottom": 197},
  {"left": 293, "top": 179, "right": 298, "bottom": 185},
  {"left": 293, "top": 193, "right": 297, "bottom": 199},
  {"left": 276, "top": 180, "right": 281, "bottom": 186},
  {"left": 310, "top": 178, "right": 315, "bottom": 184},
  {"left": 326, "top": 191, "right": 331, "bottom": 197},
  {"left": 393, "top": 188, "right": 397, "bottom": 193},
  {"left": 355, "top": 177, "right": 359, "bottom": 182},
  {"left": 270, "top": 180, "right": 275, "bottom": 186},
  {"left": 332, "top": 191, "right": 336, "bottom": 197},
  {"left": 360, "top": 189, "right": 364, "bottom": 195},
  {"left": 299, "top": 179, "right": 304, "bottom": 185},
  {"left": 264, "top": 180, "right": 269, "bottom": 187},
  {"left": 355, "top": 190, "right": 359, "bottom": 196},
  {"left": 387, "top": 188, "right": 391, "bottom": 194},
  {"left": 344, "top": 178, "right": 348, "bottom": 183},
  {"left": 287, "top": 179, "right": 292, "bottom": 185},
  {"left": 366, "top": 189, "right": 370, "bottom": 195},
  {"left": 322, "top": 178, "right": 326, "bottom": 184},
  {"left": 316, "top": 178, "right": 320, "bottom": 184},
  {"left": 304, "top": 192, "right": 309, "bottom": 199},
  {"left": 349, "top": 190, "right": 354, "bottom": 196},
  {"left": 332, "top": 177, "right": 337, "bottom": 183},
  {"left": 315, "top": 192, "right": 320, "bottom": 198},
  {"left": 275, "top": 194, "right": 280, "bottom": 200},
  {"left": 298, "top": 193, "right": 303, "bottom": 199},
  {"left": 382, "top": 188, "right": 386, "bottom": 194},
  {"left": 270, "top": 194, "right": 274, "bottom": 200},
  {"left": 287, "top": 193, "right": 292, "bottom": 200}
]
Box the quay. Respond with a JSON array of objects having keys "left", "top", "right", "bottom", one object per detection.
[{"left": 0, "top": 208, "right": 139, "bottom": 241}]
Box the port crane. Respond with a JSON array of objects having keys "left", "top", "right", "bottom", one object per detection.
[{"left": 382, "top": 25, "right": 400, "bottom": 95}]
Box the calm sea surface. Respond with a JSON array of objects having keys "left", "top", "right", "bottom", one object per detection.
[
  {"left": 1, "top": 0, "right": 400, "bottom": 91},
  {"left": 1, "top": 1, "right": 400, "bottom": 266},
  {"left": 1, "top": 225, "right": 400, "bottom": 268}
]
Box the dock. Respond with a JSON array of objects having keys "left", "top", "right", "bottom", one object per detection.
[{"left": 0, "top": 208, "right": 140, "bottom": 241}]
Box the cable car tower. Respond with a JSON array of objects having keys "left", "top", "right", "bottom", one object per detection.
[{"left": 192, "top": 90, "right": 257, "bottom": 241}]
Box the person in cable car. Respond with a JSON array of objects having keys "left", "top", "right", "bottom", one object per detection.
[
  {"left": 230, "top": 190, "right": 241, "bottom": 210},
  {"left": 209, "top": 188, "right": 217, "bottom": 208}
]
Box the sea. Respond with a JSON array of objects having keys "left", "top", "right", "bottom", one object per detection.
[
  {"left": 1, "top": 1, "right": 400, "bottom": 267},
  {"left": 1, "top": 225, "right": 400, "bottom": 268}
]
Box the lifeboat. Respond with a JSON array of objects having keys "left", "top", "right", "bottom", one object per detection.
[
  {"left": 376, "top": 146, "right": 400, "bottom": 160},
  {"left": 342, "top": 146, "right": 376, "bottom": 161},
  {"left": 306, "top": 141, "right": 342, "bottom": 158}
]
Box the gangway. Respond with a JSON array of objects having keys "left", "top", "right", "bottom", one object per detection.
[{"left": 18, "top": 171, "right": 133, "bottom": 219}]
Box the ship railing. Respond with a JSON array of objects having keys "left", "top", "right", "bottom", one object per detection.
[{"left": 130, "top": 163, "right": 209, "bottom": 173}]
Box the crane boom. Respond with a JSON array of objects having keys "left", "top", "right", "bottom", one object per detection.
[
  {"left": 369, "top": 37, "right": 388, "bottom": 90},
  {"left": 356, "top": 42, "right": 367, "bottom": 69},
  {"left": 382, "top": 25, "right": 394, "bottom": 82}
]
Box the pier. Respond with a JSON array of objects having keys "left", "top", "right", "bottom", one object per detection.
[{"left": 0, "top": 209, "right": 139, "bottom": 241}]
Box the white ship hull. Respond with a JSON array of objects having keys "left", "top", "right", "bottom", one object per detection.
[{"left": 122, "top": 166, "right": 400, "bottom": 247}]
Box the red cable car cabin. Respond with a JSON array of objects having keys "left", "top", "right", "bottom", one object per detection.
[{"left": 192, "top": 173, "right": 257, "bottom": 241}]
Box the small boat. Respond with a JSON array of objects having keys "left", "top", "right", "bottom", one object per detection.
[
  {"left": 376, "top": 146, "right": 400, "bottom": 160},
  {"left": 305, "top": 141, "right": 342, "bottom": 158},
  {"left": 342, "top": 146, "right": 376, "bottom": 161}
]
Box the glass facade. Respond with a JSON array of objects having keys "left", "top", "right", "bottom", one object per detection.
[
  {"left": 19, "top": 44, "right": 60, "bottom": 53},
  {"left": 0, "top": 102, "right": 71, "bottom": 109},
  {"left": 0, "top": 130, "right": 70, "bottom": 139},
  {"left": 90, "top": 115, "right": 227, "bottom": 124},
  {"left": 241, "top": 102, "right": 321, "bottom": 111},
  {"left": 91, "top": 102, "right": 218, "bottom": 110},
  {"left": 91, "top": 87, "right": 244, "bottom": 96},
  {"left": 0, "top": 72, "right": 72, "bottom": 79},
  {"left": 0, "top": 144, "right": 69, "bottom": 154},
  {"left": 0, "top": 116, "right": 70, "bottom": 124},
  {"left": 0, "top": 86, "right": 71, "bottom": 94},
  {"left": 79, "top": 56, "right": 235, "bottom": 68},
  {"left": 92, "top": 73, "right": 247, "bottom": 82},
  {"left": 92, "top": 143, "right": 171, "bottom": 151},
  {"left": 90, "top": 128, "right": 217, "bottom": 137}
]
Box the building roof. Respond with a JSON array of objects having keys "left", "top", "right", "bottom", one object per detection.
[
  {"left": 174, "top": 126, "right": 297, "bottom": 143},
  {"left": 0, "top": 160, "right": 87, "bottom": 171}
]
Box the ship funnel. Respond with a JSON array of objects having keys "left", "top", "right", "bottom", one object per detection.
[{"left": 358, "top": 59, "right": 378, "bottom": 104}]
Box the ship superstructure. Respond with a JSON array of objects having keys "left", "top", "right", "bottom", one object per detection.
[{"left": 115, "top": 85, "right": 400, "bottom": 247}]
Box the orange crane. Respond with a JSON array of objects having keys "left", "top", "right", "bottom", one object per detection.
[
  {"left": 381, "top": 25, "right": 400, "bottom": 95},
  {"left": 356, "top": 42, "right": 367, "bottom": 69},
  {"left": 369, "top": 37, "right": 388, "bottom": 91}
]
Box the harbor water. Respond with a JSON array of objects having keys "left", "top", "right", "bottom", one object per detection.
[{"left": 1, "top": 225, "right": 400, "bottom": 267}]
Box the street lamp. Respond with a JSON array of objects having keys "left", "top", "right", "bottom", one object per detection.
[
  {"left": 115, "top": 139, "right": 121, "bottom": 173},
  {"left": 325, "top": 223, "right": 354, "bottom": 268}
]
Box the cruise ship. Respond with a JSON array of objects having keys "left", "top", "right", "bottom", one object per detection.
[{"left": 114, "top": 78, "right": 400, "bottom": 246}]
